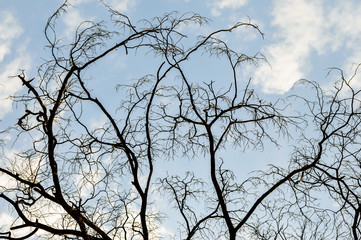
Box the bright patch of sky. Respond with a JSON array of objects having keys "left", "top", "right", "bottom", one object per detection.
[
  {"left": 209, "top": 0, "right": 249, "bottom": 16},
  {"left": 252, "top": 0, "right": 361, "bottom": 93},
  {"left": 0, "top": 11, "right": 31, "bottom": 119}
]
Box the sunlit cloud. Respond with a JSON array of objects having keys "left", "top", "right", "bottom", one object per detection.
[
  {"left": 69, "top": 0, "right": 93, "bottom": 5},
  {"left": 252, "top": 0, "right": 325, "bottom": 94},
  {"left": 252, "top": 0, "right": 361, "bottom": 94},
  {"left": 0, "top": 11, "right": 31, "bottom": 119},
  {"left": 209, "top": 0, "right": 249, "bottom": 17},
  {"left": 0, "top": 173, "right": 17, "bottom": 190},
  {"left": 0, "top": 58, "right": 31, "bottom": 119},
  {"left": 104, "top": 0, "right": 137, "bottom": 12},
  {"left": 0, "top": 213, "right": 14, "bottom": 232},
  {"left": 0, "top": 11, "right": 23, "bottom": 62},
  {"left": 62, "top": 7, "right": 88, "bottom": 38},
  {"left": 327, "top": 1, "right": 361, "bottom": 88}
]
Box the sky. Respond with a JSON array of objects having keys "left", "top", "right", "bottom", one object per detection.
[
  {"left": 1, "top": 0, "right": 361, "bottom": 120},
  {"left": 1, "top": 0, "right": 361, "bottom": 238}
]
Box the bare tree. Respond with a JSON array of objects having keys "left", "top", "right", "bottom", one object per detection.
[{"left": 1, "top": 1, "right": 361, "bottom": 239}]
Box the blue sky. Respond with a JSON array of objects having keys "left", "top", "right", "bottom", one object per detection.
[
  {"left": 1, "top": 0, "right": 361, "bottom": 120},
  {"left": 1, "top": 0, "right": 361, "bottom": 238}
]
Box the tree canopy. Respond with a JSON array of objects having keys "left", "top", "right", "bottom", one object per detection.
[{"left": 1, "top": 2, "right": 361, "bottom": 240}]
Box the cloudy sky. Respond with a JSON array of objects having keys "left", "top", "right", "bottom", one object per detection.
[
  {"left": 1, "top": 0, "right": 361, "bottom": 237},
  {"left": 1, "top": 0, "right": 361, "bottom": 121}
]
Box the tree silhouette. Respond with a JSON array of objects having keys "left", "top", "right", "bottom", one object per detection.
[{"left": 1, "top": 1, "right": 361, "bottom": 239}]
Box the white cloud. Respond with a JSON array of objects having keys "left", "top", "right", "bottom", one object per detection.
[
  {"left": 326, "top": 1, "right": 361, "bottom": 88},
  {"left": 252, "top": 0, "right": 325, "bottom": 94},
  {"left": 62, "top": 7, "right": 88, "bottom": 38},
  {"left": 209, "top": 0, "right": 248, "bottom": 17},
  {"left": 105, "top": 0, "right": 137, "bottom": 12},
  {"left": 0, "top": 57, "right": 31, "bottom": 119},
  {"left": 69, "top": 0, "right": 93, "bottom": 5},
  {"left": 327, "top": 1, "right": 361, "bottom": 50},
  {"left": 252, "top": 0, "right": 361, "bottom": 94},
  {"left": 0, "top": 11, "right": 23, "bottom": 62},
  {"left": 0, "top": 11, "right": 31, "bottom": 119},
  {"left": 0, "top": 212, "right": 14, "bottom": 230},
  {"left": 0, "top": 173, "right": 17, "bottom": 189}
]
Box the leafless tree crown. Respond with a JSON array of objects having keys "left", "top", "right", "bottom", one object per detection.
[{"left": 1, "top": 1, "right": 361, "bottom": 240}]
